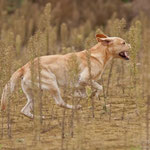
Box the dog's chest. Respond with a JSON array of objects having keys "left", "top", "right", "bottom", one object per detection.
[{"left": 92, "top": 63, "right": 107, "bottom": 81}]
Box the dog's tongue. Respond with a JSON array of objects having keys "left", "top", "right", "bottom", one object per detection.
[{"left": 124, "top": 52, "right": 129, "bottom": 59}]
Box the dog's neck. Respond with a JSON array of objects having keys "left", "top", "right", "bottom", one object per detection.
[{"left": 90, "top": 43, "right": 113, "bottom": 66}]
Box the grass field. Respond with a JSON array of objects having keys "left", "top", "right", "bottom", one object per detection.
[{"left": 0, "top": 1, "right": 150, "bottom": 150}]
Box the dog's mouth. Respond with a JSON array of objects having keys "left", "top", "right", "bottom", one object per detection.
[{"left": 119, "top": 51, "right": 129, "bottom": 60}]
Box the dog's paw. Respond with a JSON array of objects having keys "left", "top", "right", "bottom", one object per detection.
[
  {"left": 21, "top": 112, "right": 34, "bottom": 119},
  {"left": 95, "top": 89, "right": 102, "bottom": 98},
  {"left": 33, "top": 115, "right": 45, "bottom": 120},
  {"left": 99, "top": 85, "right": 103, "bottom": 91}
]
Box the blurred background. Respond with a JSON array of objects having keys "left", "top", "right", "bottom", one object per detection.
[{"left": 1, "top": 0, "right": 150, "bottom": 27}]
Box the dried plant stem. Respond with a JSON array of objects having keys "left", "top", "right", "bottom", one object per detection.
[
  {"left": 7, "top": 62, "right": 12, "bottom": 138},
  {"left": 123, "top": 123, "right": 128, "bottom": 150},
  {"left": 37, "top": 58, "right": 43, "bottom": 125},
  {"left": 122, "top": 98, "right": 126, "bottom": 120},
  {"left": 61, "top": 108, "right": 66, "bottom": 150},
  {"left": 33, "top": 96, "right": 41, "bottom": 142},
  {"left": 121, "top": 61, "right": 125, "bottom": 94},
  {"left": 30, "top": 58, "right": 42, "bottom": 143},
  {"left": 1, "top": 111, "right": 4, "bottom": 138},
  {"left": 46, "top": 29, "right": 50, "bottom": 55},
  {"left": 106, "top": 59, "right": 114, "bottom": 97},
  {"left": 86, "top": 50, "right": 95, "bottom": 118},
  {"left": 67, "top": 53, "right": 80, "bottom": 138},
  {"left": 109, "top": 100, "right": 112, "bottom": 122},
  {"left": 7, "top": 97, "right": 11, "bottom": 138},
  {"left": 101, "top": 77, "right": 107, "bottom": 111},
  {"left": 70, "top": 101, "right": 75, "bottom": 138},
  {"left": 70, "top": 82, "right": 76, "bottom": 138},
  {"left": 146, "top": 95, "right": 150, "bottom": 150}
]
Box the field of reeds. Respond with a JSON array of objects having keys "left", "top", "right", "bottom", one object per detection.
[{"left": 0, "top": 0, "right": 150, "bottom": 150}]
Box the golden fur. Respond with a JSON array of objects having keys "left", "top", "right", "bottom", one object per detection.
[{"left": 1, "top": 34, "right": 130, "bottom": 118}]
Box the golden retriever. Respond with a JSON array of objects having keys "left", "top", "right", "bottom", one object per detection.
[{"left": 1, "top": 34, "right": 130, "bottom": 118}]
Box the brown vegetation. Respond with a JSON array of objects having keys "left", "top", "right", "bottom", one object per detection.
[{"left": 0, "top": 0, "right": 150, "bottom": 150}]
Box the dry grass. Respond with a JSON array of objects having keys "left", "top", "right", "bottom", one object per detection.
[{"left": 0, "top": 1, "right": 150, "bottom": 150}]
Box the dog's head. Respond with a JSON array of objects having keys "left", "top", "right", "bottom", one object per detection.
[{"left": 96, "top": 34, "right": 130, "bottom": 60}]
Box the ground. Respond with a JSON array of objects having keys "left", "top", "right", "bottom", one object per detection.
[{"left": 0, "top": 85, "right": 147, "bottom": 150}]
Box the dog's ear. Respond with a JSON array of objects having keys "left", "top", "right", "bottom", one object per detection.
[
  {"left": 96, "top": 34, "right": 107, "bottom": 39},
  {"left": 97, "top": 38, "right": 113, "bottom": 46},
  {"left": 96, "top": 34, "right": 113, "bottom": 46}
]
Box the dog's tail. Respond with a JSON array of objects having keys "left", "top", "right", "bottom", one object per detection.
[{"left": 1, "top": 68, "right": 24, "bottom": 111}]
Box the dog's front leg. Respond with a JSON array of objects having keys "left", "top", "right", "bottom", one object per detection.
[
  {"left": 77, "top": 68, "right": 103, "bottom": 98},
  {"left": 91, "top": 80, "right": 103, "bottom": 97},
  {"left": 74, "top": 68, "right": 89, "bottom": 98},
  {"left": 77, "top": 80, "right": 102, "bottom": 98}
]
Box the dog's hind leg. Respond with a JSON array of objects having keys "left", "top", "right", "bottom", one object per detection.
[
  {"left": 21, "top": 80, "right": 34, "bottom": 118},
  {"left": 50, "top": 80, "right": 81, "bottom": 109}
]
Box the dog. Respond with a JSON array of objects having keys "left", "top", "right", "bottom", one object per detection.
[{"left": 1, "top": 34, "right": 130, "bottom": 118}]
